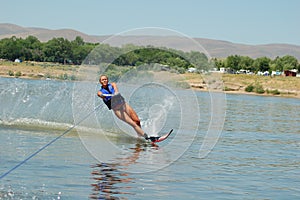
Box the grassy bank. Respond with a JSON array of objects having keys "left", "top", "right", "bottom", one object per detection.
[
  {"left": 1, "top": 60, "right": 300, "bottom": 98},
  {"left": 0, "top": 60, "right": 79, "bottom": 80},
  {"left": 183, "top": 73, "right": 300, "bottom": 98}
]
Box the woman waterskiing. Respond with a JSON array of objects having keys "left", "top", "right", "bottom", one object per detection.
[{"left": 97, "top": 75, "right": 158, "bottom": 141}]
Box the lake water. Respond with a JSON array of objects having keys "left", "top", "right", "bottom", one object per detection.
[{"left": 0, "top": 77, "right": 299, "bottom": 199}]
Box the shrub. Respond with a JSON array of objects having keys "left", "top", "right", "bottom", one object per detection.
[
  {"left": 224, "top": 86, "right": 235, "bottom": 91},
  {"left": 245, "top": 84, "right": 254, "bottom": 92},
  {"left": 254, "top": 84, "right": 265, "bottom": 94},
  {"left": 15, "top": 71, "right": 22, "bottom": 77},
  {"left": 45, "top": 73, "right": 52, "bottom": 79},
  {"left": 69, "top": 75, "right": 76, "bottom": 81},
  {"left": 58, "top": 73, "right": 69, "bottom": 80},
  {"left": 177, "top": 68, "right": 186, "bottom": 74},
  {"left": 268, "top": 89, "right": 280, "bottom": 95},
  {"left": 8, "top": 70, "right": 14, "bottom": 76}
]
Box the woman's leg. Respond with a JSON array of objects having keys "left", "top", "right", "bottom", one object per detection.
[
  {"left": 123, "top": 103, "right": 141, "bottom": 127},
  {"left": 113, "top": 108, "right": 144, "bottom": 137}
]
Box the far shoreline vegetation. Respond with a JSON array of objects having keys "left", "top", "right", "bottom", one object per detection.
[{"left": 0, "top": 35, "right": 300, "bottom": 98}]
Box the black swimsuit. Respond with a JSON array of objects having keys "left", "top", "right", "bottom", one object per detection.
[{"left": 100, "top": 85, "right": 125, "bottom": 110}]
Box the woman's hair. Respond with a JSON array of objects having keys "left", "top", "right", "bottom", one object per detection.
[{"left": 99, "top": 74, "right": 108, "bottom": 82}]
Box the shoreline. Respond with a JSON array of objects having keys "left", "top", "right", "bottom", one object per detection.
[
  {"left": 0, "top": 61, "right": 79, "bottom": 80},
  {"left": 1, "top": 62, "right": 300, "bottom": 99},
  {"left": 182, "top": 73, "right": 300, "bottom": 99}
]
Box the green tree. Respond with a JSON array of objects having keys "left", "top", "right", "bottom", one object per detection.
[
  {"left": 272, "top": 56, "right": 283, "bottom": 71},
  {"left": 43, "top": 37, "right": 72, "bottom": 64},
  {"left": 21, "top": 36, "right": 43, "bottom": 61},
  {"left": 72, "top": 36, "right": 85, "bottom": 46},
  {"left": 239, "top": 56, "right": 254, "bottom": 71},
  {"left": 253, "top": 57, "right": 271, "bottom": 72},
  {"left": 86, "top": 43, "right": 120, "bottom": 65},
  {"left": 71, "top": 36, "right": 95, "bottom": 64},
  {"left": 212, "top": 58, "right": 225, "bottom": 70},
  {"left": 0, "top": 36, "right": 22, "bottom": 61},
  {"left": 225, "top": 55, "right": 241, "bottom": 70},
  {"left": 274, "top": 55, "right": 298, "bottom": 71},
  {"left": 186, "top": 51, "right": 209, "bottom": 71}
]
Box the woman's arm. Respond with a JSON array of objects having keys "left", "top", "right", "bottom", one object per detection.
[
  {"left": 98, "top": 82, "right": 118, "bottom": 98},
  {"left": 111, "top": 82, "right": 119, "bottom": 94},
  {"left": 97, "top": 91, "right": 104, "bottom": 98}
]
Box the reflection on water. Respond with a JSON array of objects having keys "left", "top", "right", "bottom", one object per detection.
[
  {"left": 90, "top": 143, "right": 150, "bottom": 199},
  {"left": 90, "top": 163, "right": 133, "bottom": 199}
]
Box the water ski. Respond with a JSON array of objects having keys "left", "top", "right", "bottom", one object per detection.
[{"left": 146, "top": 129, "right": 173, "bottom": 143}]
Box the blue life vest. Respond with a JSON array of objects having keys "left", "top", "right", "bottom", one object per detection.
[
  {"left": 100, "top": 83, "right": 125, "bottom": 110},
  {"left": 100, "top": 83, "right": 115, "bottom": 103}
]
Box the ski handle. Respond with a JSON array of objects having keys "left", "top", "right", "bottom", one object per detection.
[{"left": 101, "top": 93, "right": 114, "bottom": 97}]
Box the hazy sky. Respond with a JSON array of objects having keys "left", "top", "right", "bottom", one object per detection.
[{"left": 1, "top": 0, "right": 300, "bottom": 45}]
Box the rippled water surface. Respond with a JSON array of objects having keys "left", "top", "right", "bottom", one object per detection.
[{"left": 0, "top": 78, "right": 300, "bottom": 199}]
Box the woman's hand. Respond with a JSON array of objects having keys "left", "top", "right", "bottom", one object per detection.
[{"left": 97, "top": 91, "right": 104, "bottom": 98}]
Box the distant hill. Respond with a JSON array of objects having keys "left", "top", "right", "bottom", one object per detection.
[
  {"left": 1, "top": 23, "right": 300, "bottom": 60},
  {"left": 0, "top": 23, "right": 104, "bottom": 43}
]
